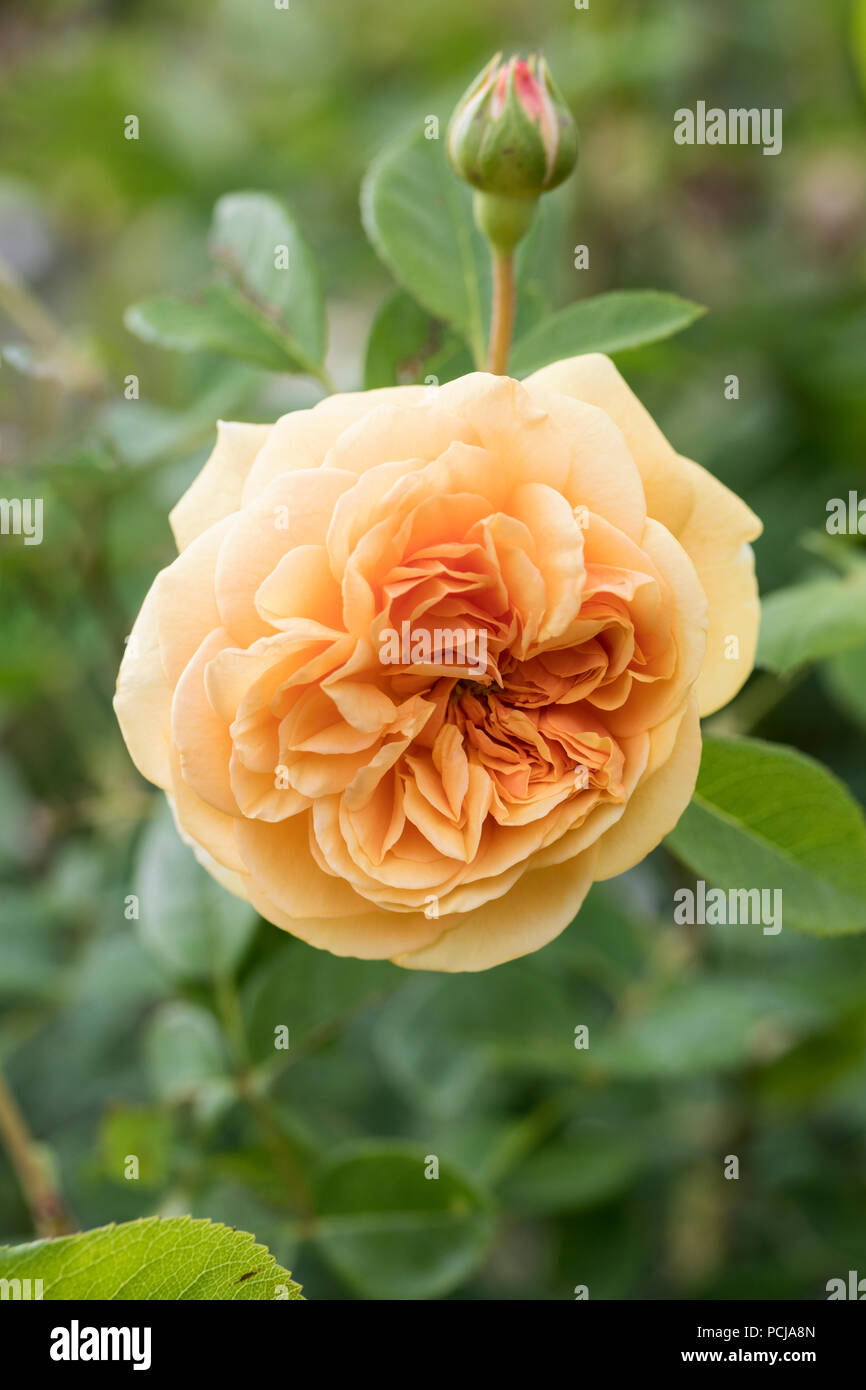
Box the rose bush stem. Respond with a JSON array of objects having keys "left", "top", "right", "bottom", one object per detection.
[
  {"left": 487, "top": 248, "right": 516, "bottom": 374},
  {"left": 235, "top": 1075, "right": 315, "bottom": 1220},
  {"left": 0, "top": 1066, "right": 72, "bottom": 1238},
  {"left": 213, "top": 972, "right": 315, "bottom": 1219}
]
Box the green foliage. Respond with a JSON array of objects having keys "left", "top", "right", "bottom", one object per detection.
[
  {"left": 134, "top": 802, "right": 258, "bottom": 980},
  {"left": 209, "top": 192, "right": 326, "bottom": 368},
  {"left": 313, "top": 1143, "right": 494, "bottom": 1299},
  {"left": 361, "top": 133, "right": 491, "bottom": 367},
  {"left": 126, "top": 287, "right": 307, "bottom": 374},
  {"left": 101, "top": 364, "right": 260, "bottom": 468},
  {"left": 509, "top": 291, "right": 706, "bottom": 376},
  {"left": 144, "top": 1002, "right": 230, "bottom": 1108},
  {"left": 363, "top": 290, "right": 472, "bottom": 389},
  {"left": 0, "top": 1217, "right": 302, "bottom": 1300},
  {"left": 100, "top": 1106, "right": 173, "bottom": 1189},
  {"left": 500, "top": 1131, "right": 642, "bottom": 1214},
  {"left": 757, "top": 569, "right": 866, "bottom": 675},
  {"left": 591, "top": 977, "right": 827, "bottom": 1079},
  {"left": 242, "top": 942, "right": 399, "bottom": 1066},
  {"left": 360, "top": 136, "right": 704, "bottom": 376},
  {"left": 824, "top": 644, "right": 866, "bottom": 732},
  {"left": 126, "top": 193, "right": 327, "bottom": 380},
  {"left": 667, "top": 737, "right": 866, "bottom": 934}
]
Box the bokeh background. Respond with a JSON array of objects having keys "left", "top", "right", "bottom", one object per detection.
[{"left": 1, "top": 0, "right": 866, "bottom": 1299}]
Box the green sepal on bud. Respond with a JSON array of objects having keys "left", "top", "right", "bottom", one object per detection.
[{"left": 447, "top": 52, "right": 578, "bottom": 246}]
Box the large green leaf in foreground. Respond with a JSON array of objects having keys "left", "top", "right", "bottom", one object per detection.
[
  {"left": 666, "top": 735, "right": 866, "bottom": 934},
  {"left": 0, "top": 1216, "right": 302, "bottom": 1299}
]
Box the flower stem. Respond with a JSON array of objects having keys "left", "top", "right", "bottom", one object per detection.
[
  {"left": 487, "top": 249, "right": 516, "bottom": 375},
  {"left": 212, "top": 972, "right": 314, "bottom": 1221},
  {"left": 0, "top": 1066, "right": 72, "bottom": 1238},
  {"left": 235, "top": 1074, "right": 315, "bottom": 1223}
]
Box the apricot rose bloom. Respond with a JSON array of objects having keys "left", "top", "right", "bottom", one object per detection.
[{"left": 115, "top": 356, "right": 761, "bottom": 971}]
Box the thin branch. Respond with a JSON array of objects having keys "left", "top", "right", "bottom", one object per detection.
[{"left": 0, "top": 1067, "right": 72, "bottom": 1238}]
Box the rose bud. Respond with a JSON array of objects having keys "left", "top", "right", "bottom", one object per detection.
[{"left": 447, "top": 52, "right": 578, "bottom": 204}]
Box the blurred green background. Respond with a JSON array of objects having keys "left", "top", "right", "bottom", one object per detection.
[{"left": 1, "top": 0, "right": 866, "bottom": 1299}]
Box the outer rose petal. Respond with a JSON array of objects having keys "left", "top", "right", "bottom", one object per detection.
[
  {"left": 167, "top": 794, "right": 251, "bottom": 898},
  {"left": 242, "top": 385, "right": 428, "bottom": 501},
  {"left": 595, "top": 695, "right": 701, "bottom": 879},
  {"left": 170, "top": 421, "right": 272, "bottom": 552},
  {"left": 169, "top": 747, "right": 247, "bottom": 876},
  {"left": 114, "top": 573, "right": 173, "bottom": 790},
  {"left": 171, "top": 626, "right": 238, "bottom": 816},
  {"left": 436, "top": 373, "right": 571, "bottom": 493},
  {"left": 156, "top": 517, "right": 232, "bottom": 682},
  {"left": 523, "top": 381, "right": 647, "bottom": 542},
  {"left": 322, "top": 400, "right": 480, "bottom": 476},
  {"left": 243, "top": 881, "right": 444, "bottom": 959},
  {"left": 392, "top": 842, "right": 600, "bottom": 972},
  {"left": 524, "top": 354, "right": 762, "bottom": 715},
  {"left": 235, "top": 814, "right": 375, "bottom": 919}
]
